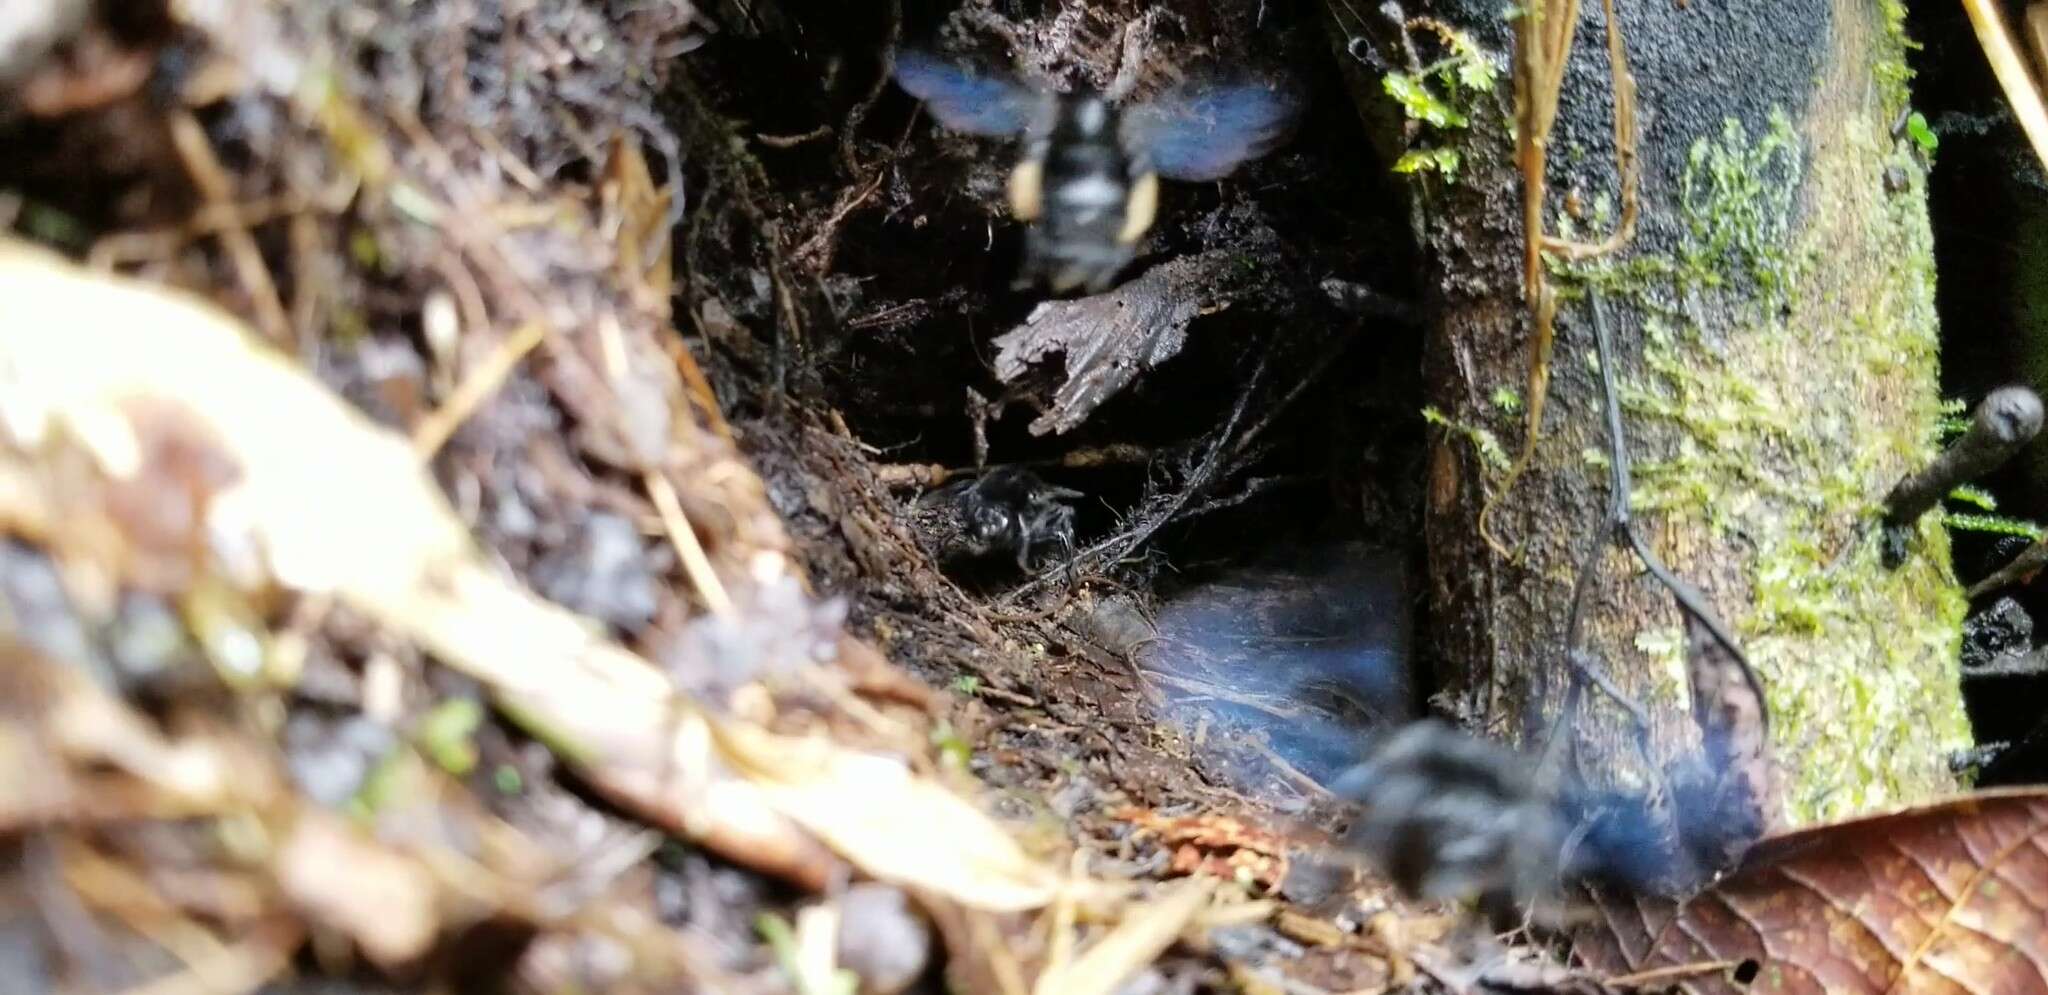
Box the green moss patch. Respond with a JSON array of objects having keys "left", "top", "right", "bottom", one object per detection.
[{"left": 1561, "top": 108, "right": 1968, "bottom": 825}]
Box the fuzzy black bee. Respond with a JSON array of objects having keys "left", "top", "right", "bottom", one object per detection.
[
  {"left": 1332, "top": 720, "right": 1684, "bottom": 922},
  {"left": 912, "top": 465, "right": 1082, "bottom": 575},
  {"left": 892, "top": 48, "right": 1302, "bottom": 295}
]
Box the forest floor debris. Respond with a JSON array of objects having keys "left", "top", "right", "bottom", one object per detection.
[
  {"left": 10, "top": 1, "right": 2042, "bottom": 994},
  {"left": 0, "top": 1, "right": 1430, "bottom": 991}
]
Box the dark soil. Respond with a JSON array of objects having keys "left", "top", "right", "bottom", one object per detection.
[{"left": 677, "top": 0, "right": 1438, "bottom": 812}]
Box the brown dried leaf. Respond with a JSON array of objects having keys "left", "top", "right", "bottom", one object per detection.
[
  {"left": 274, "top": 812, "right": 444, "bottom": 968},
  {"left": 601, "top": 134, "right": 675, "bottom": 311},
  {"left": 1577, "top": 788, "right": 2048, "bottom": 994},
  {"left": 1117, "top": 808, "right": 1289, "bottom": 892}
]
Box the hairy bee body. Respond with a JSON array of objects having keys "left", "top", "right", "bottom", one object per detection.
[
  {"left": 912, "top": 465, "right": 1082, "bottom": 573},
  {"left": 1008, "top": 89, "right": 1161, "bottom": 293},
  {"left": 893, "top": 49, "right": 1298, "bottom": 295}
]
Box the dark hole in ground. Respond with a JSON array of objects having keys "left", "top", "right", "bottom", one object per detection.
[
  {"left": 1909, "top": 0, "right": 2048, "bottom": 784},
  {"left": 679, "top": 0, "right": 1433, "bottom": 804}
]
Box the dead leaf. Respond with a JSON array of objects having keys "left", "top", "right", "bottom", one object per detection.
[
  {"left": 992, "top": 251, "right": 1251, "bottom": 437},
  {"left": 1117, "top": 808, "right": 1290, "bottom": 892},
  {"left": 1577, "top": 787, "right": 2048, "bottom": 994},
  {"left": 0, "top": 236, "right": 1059, "bottom": 913},
  {"left": 602, "top": 134, "right": 675, "bottom": 311},
  {"left": 274, "top": 811, "right": 444, "bottom": 968},
  {"left": 715, "top": 719, "right": 1063, "bottom": 911},
  {"left": 1032, "top": 879, "right": 1213, "bottom": 995}
]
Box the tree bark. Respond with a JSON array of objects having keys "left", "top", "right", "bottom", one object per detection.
[{"left": 1344, "top": 0, "right": 1971, "bottom": 825}]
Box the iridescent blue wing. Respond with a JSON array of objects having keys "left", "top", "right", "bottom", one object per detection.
[
  {"left": 892, "top": 49, "right": 1035, "bottom": 137},
  {"left": 1124, "top": 78, "right": 1304, "bottom": 181}
]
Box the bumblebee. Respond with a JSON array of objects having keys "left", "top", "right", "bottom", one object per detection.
[
  {"left": 892, "top": 49, "right": 1302, "bottom": 295},
  {"left": 918, "top": 465, "right": 1082, "bottom": 572}
]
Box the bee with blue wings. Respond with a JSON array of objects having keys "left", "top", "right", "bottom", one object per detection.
[{"left": 892, "top": 48, "right": 1303, "bottom": 295}]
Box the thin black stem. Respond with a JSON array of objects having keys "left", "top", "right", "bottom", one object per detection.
[
  {"left": 1587, "top": 289, "right": 1768, "bottom": 737},
  {"left": 1551, "top": 291, "right": 1774, "bottom": 775},
  {"left": 1969, "top": 538, "right": 2048, "bottom": 600},
  {"left": 998, "top": 353, "right": 1269, "bottom": 604}
]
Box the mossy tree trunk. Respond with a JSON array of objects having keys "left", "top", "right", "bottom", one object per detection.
[{"left": 1343, "top": 0, "right": 1971, "bottom": 825}]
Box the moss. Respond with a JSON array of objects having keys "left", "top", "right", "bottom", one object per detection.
[
  {"left": 1555, "top": 108, "right": 1969, "bottom": 825},
  {"left": 1424, "top": 405, "right": 1512, "bottom": 472},
  {"left": 1383, "top": 23, "right": 1501, "bottom": 183},
  {"left": 1873, "top": 0, "right": 1919, "bottom": 120}
]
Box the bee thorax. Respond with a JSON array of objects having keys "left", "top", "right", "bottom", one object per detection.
[
  {"left": 1071, "top": 97, "right": 1110, "bottom": 135},
  {"left": 1059, "top": 92, "right": 1113, "bottom": 137}
]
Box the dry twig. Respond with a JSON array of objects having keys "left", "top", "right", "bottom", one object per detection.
[
  {"left": 1481, "top": 0, "right": 1639, "bottom": 557},
  {"left": 1964, "top": 0, "right": 2048, "bottom": 173},
  {"left": 164, "top": 111, "right": 293, "bottom": 344},
  {"left": 412, "top": 320, "right": 549, "bottom": 457},
  {"left": 647, "top": 470, "right": 738, "bottom": 617}
]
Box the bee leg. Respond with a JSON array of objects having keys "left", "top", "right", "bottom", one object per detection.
[
  {"left": 1007, "top": 159, "right": 1044, "bottom": 221},
  {"left": 1115, "top": 171, "right": 1158, "bottom": 246},
  {"left": 1015, "top": 231, "right": 1051, "bottom": 291}
]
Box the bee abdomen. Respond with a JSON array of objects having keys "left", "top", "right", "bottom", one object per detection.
[{"left": 1050, "top": 172, "right": 1129, "bottom": 217}]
